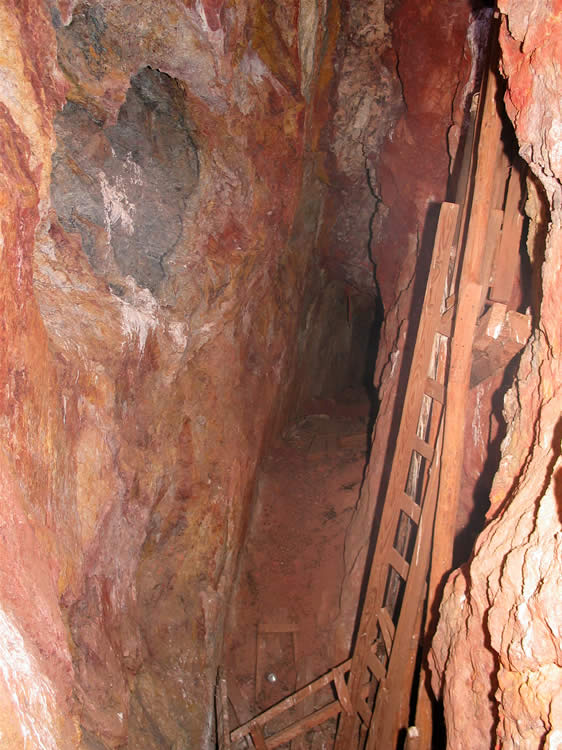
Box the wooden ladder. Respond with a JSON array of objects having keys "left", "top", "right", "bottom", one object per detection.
[
  {"left": 335, "top": 16, "right": 528, "bottom": 749},
  {"left": 333, "top": 198, "right": 459, "bottom": 750}
]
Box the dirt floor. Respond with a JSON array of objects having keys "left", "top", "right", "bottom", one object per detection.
[{"left": 223, "top": 388, "right": 371, "bottom": 741}]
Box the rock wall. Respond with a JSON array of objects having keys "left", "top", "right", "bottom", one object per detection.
[
  {"left": 430, "top": 2, "right": 562, "bottom": 748},
  {"left": 0, "top": 1, "right": 380, "bottom": 748}
]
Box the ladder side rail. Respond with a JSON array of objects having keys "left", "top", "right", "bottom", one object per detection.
[
  {"left": 414, "top": 18, "right": 504, "bottom": 748},
  {"left": 366, "top": 416, "right": 444, "bottom": 750}
]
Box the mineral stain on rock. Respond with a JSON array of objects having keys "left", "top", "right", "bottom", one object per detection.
[{"left": 51, "top": 67, "right": 199, "bottom": 293}]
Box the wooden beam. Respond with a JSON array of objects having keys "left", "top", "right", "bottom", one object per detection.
[
  {"left": 398, "top": 491, "right": 421, "bottom": 525},
  {"left": 424, "top": 377, "right": 445, "bottom": 405},
  {"left": 366, "top": 648, "right": 386, "bottom": 683},
  {"left": 412, "top": 435, "right": 434, "bottom": 461},
  {"left": 389, "top": 546, "right": 410, "bottom": 581},
  {"left": 415, "top": 21, "right": 503, "bottom": 749},
  {"left": 333, "top": 667, "right": 354, "bottom": 716},
  {"left": 266, "top": 702, "right": 341, "bottom": 749},
  {"left": 470, "top": 306, "right": 531, "bottom": 386},
  {"left": 378, "top": 608, "right": 395, "bottom": 656},
  {"left": 489, "top": 162, "right": 526, "bottom": 304},
  {"left": 366, "top": 421, "right": 444, "bottom": 750},
  {"left": 230, "top": 659, "right": 351, "bottom": 743},
  {"left": 250, "top": 721, "right": 268, "bottom": 750},
  {"left": 334, "top": 201, "right": 459, "bottom": 750},
  {"left": 478, "top": 207, "right": 504, "bottom": 313}
]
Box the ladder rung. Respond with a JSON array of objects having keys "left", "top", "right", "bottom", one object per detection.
[
  {"left": 378, "top": 608, "right": 395, "bottom": 656},
  {"left": 356, "top": 695, "right": 372, "bottom": 727},
  {"left": 333, "top": 667, "right": 354, "bottom": 716},
  {"left": 389, "top": 547, "right": 410, "bottom": 581},
  {"left": 437, "top": 304, "right": 455, "bottom": 337},
  {"left": 250, "top": 721, "right": 268, "bottom": 750},
  {"left": 399, "top": 492, "right": 421, "bottom": 525},
  {"left": 424, "top": 377, "right": 445, "bottom": 404},
  {"left": 412, "top": 435, "right": 433, "bottom": 461},
  {"left": 367, "top": 646, "right": 386, "bottom": 682}
]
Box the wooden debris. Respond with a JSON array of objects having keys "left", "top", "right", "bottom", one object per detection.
[{"left": 470, "top": 303, "right": 531, "bottom": 386}]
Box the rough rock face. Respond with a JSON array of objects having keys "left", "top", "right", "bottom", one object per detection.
[
  {"left": 52, "top": 67, "right": 200, "bottom": 292},
  {"left": 430, "top": 2, "right": 562, "bottom": 748},
  {"left": 0, "top": 2, "right": 76, "bottom": 748},
  {"left": 0, "top": 1, "right": 398, "bottom": 748},
  {"left": 318, "top": 0, "right": 402, "bottom": 294}
]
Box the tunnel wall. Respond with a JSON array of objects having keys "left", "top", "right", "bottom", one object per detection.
[{"left": 0, "top": 1, "right": 374, "bottom": 747}]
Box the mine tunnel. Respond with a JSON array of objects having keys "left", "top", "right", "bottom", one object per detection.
[{"left": 0, "top": 1, "right": 560, "bottom": 750}]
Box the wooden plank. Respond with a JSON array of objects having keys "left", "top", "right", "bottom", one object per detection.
[
  {"left": 378, "top": 608, "right": 395, "bottom": 656},
  {"left": 290, "top": 631, "right": 306, "bottom": 750},
  {"left": 356, "top": 695, "right": 373, "bottom": 727},
  {"left": 430, "top": 282, "right": 486, "bottom": 563},
  {"left": 412, "top": 435, "right": 433, "bottom": 462},
  {"left": 473, "top": 302, "right": 507, "bottom": 350},
  {"left": 333, "top": 667, "right": 354, "bottom": 716},
  {"left": 231, "top": 659, "right": 351, "bottom": 743},
  {"left": 416, "top": 27, "right": 503, "bottom": 749},
  {"left": 491, "top": 143, "right": 510, "bottom": 210},
  {"left": 424, "top": 377, "right": 445, "bottom": 404},
  {"left": 478, "top": 207, "right": 504, "bottom": 314},
  {"left": 389, "top": 546, "right": 410, "bottom": 581},
  {"left": 225, "top": 673, "right": 251, "bottom": 728},
  {"left": 250, "top": 722, "right": 268, "bottom": 750},
  {"left": 266, "top": 702, "right": 341, "bottom": 749},
  {"left": 255, "top": 625, "right": 267, "bottom": 702},
  {"left": 489, "top": 163, "right": 525, "bottom": 304},
  {"left": 334, "top": 201, "right": 459, "bottom": 750},
  {"left": 437, "top": 305, "right": 454, "bottom": 338},
  {"left": 366, "top": 648, "right": 386, "bottom": 683},
  {"left": 470, "top": 308, "right": 531, "bottom": 386},
  {"left": 398, "top": 491, "right": 421, "bottom": 525},
  {"left": 216, "top": 668, "right": 231, "bottom": 750}
]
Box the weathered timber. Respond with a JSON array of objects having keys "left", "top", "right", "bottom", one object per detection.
[
  {"left": 415, "top": 20, "right": 503, "bottom": 748},
  {"left": 266, "top": 703, "right": 341, "bottom": 749},
  {"left": 366, "top": 421, "right": 444, "bottom": 749},
  {"left": 230, "top": 659, "right": 351, "bottom": 744},
  {"left": 489, "top": 162, "right": 526, "bottom": 304},
  {"left": 334, "top": 201, "right": 459, "bottom": 750}
]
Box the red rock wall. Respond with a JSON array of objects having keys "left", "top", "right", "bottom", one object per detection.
[
  {"left": 0, "top": 2, "right": 78, "bottom": 748},
  {"left": 430, "top": 3, "right": 562, "bottom": 748},
  {"left": 0, "top": 1, "right": 372, "bottom": 748}
]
